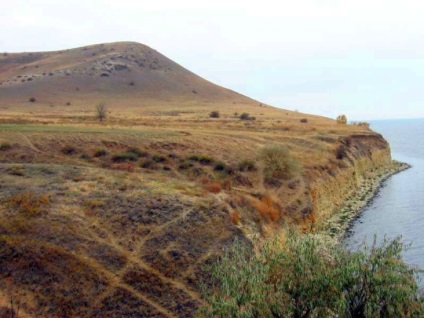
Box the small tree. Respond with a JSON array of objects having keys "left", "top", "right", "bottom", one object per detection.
[
  {"left": 337, "top": 114, "right": 347, "bottom": 124},
  {"left": 95, "top": 102, "right": 107, "bottom": 122}
]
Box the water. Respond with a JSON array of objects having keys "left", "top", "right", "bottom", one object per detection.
[{"left": 345, "top": 118, "right": 424, "bottom": 287}]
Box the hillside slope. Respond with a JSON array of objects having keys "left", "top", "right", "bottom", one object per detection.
[{"left": 0, "top": 42, "right": 256, "bottom": 113}]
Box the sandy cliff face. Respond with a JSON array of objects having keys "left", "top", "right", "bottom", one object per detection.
[{"left": 308, "top": 133, "right": 391, "bottom": 224}]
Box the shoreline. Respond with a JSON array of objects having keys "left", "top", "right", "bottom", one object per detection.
[{"left": 316, "top": 160, "right": 411, "bottom": 241}]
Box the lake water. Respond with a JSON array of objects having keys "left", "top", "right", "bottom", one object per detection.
[{"left": 345, "top": 118, "right": 424, "bottom": 287}]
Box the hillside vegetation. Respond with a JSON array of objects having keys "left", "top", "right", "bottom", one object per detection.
[{"left": 0, "top": 42, "right": 394, "bottom": 317}]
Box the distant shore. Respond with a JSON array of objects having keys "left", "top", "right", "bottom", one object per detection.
[{"left": 317, "top": 160, "right": 411, "bottom": 241}]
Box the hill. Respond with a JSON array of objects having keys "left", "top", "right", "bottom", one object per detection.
[
  {"left": 0, "top": 41, "right": 258, "bottom": 116},
  {"left": 0, "top": 42, "right": 393, "bottom": 317}
]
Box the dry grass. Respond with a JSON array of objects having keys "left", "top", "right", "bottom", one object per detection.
[
  {"left": 252, "top": 195, "right": 281, "bottom": 222},
  {"left": 204, "top": 181, "right": 222, "bottom": 193},
  {"left": 7, "top": 191, "right": 50, "bottom": 217}
]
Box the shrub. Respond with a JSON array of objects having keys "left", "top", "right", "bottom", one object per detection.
[
  {"left": 111, "top": 162, "right": 135, "bottom": 172},
  {"left": 204, "top": 182, "right": 221, "bottom": 193},
  {"left": 0, "top": 142, "right": 12, "bottom": 151},
  {"left": 188, "top": 154, "right": 200, "bottom": 161},
  {"left": 213, "top": 161, "right": 227, "bottom": 172},
  {"left": 80, "top": 153, "right": 90, "bottom": 160},
  {"left": 61, "top": 146, "right": 77, "bottom": 155},
  {"left": 240, "top": 112, "right": 250, "bottom": 120},
  {"left": 257, "top": 145, "right": 301, "bottom": 180},
  {"left": 199, "top": 155, "right": 214, "bottom": 165},
  {"left": 351, "top": 121, "right": 371, "bottom": 128},
  {"left": 336, "top": 146, "right": 346, "bottom": 160},
  {"left": 8, "top": 192, "right": 50, "bottom": 217},
  {"left": 178, "top": 160, "right": 194, "bottom": 170},
  {"left": 94, "top": 149, "right": 108, "bottom": 157},
  {"left": 209, "top": 111, "right": 220, "bottom": 118},
  {"left": 238, "top": 160, "right": 256, "bottom": 172},
  {"left": 240, "top": 113, "right": 256, "bottom": 120},
  {"left": 111, "top": 153, "right": 138, "bottom": 163},
  {"left": 337, "top": 114, "right": 347, "bottom": 124},
  {"left": 187, "top": 154, "right": 213, "bottom": 164},
  {"left": 300, "top": 118, "right": 308, "bottom": 123},
  {"left": 95, "top": 102, "right": 107, "bottom": 122},
  {"left": 252, "top": 195, "right": 280, "bottom": 222},
  {"left": 29, "top": 97, "right": 36, "bottom": 103},
  {"left": 127, "top": 147, "right": 149, "bottom": 158},
  {"left": 358, "top": 121, "right": 370, "bottom": 128},
  {"left": 229, "top": 210, "right": 240, "bottom": 225},
  {"left": 152, "top": 154, "right": 167, "bottom": 163},
  {"left": 7, "top": 166, "right": 25, "bottom": 176},
  {"left": 201, "top": 234, "right": 424, "bottom": 318},
  {"left": 140, "top": 159, "right": 156, "bottom": 169}
]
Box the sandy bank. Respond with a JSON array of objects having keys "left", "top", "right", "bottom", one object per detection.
[{"left": 316, "top": 160, "right": 411, "bottom": 241}]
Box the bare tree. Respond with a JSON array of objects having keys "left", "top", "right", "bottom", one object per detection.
[{"left": 95, "top": 102, "right": 107, "bottom": 122}]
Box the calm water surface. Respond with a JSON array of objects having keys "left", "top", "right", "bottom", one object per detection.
[{"left": 345, "top": 118, "right": 424, "bottom": 287}]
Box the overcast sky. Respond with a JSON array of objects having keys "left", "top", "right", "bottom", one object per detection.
[{"left": 1, "top": 0, "right": 424, "bottom": 120}]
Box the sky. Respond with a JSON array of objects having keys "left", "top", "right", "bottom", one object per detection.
[{"left": 1, "top": 0, "right": 424, "bottom": 120}]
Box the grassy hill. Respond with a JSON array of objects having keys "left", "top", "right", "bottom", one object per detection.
[{"left": 0, "top": 42, "right": 390, "bottom": 317}]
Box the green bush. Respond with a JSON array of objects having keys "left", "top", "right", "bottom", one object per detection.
[
  {"left": 201, "top": 233, "right": 424, "bottom": 317},
  {"left": 257, "top": 144, "right": 301, "bottom": 180}
]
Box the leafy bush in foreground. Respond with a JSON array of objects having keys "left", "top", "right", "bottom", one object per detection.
[{"left": 201, "top": 233, "right": 423, "bottom": 318}]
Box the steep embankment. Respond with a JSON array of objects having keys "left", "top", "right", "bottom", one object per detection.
[
  {"left": 0, "top": 123, "right": 393, "bottom": 317},
  {"left": 0, "top": 42, "right": 395, "bottom": 317}
]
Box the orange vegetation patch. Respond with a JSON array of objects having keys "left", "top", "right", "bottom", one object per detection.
[
  {"left": 7, "top": 191, "right": 50, "bottom": 217},
  {"left": 204, "top": 182, "right": 222, "bottom": 193},
  {"left": 251, "top": 194, "right": 280, "bottom": 222},
  {"left": 229, "top": 210, "right": 240, "bottom": 225},
  {"left": 110, "top": 162, "right": 136, "bottom": 172}
]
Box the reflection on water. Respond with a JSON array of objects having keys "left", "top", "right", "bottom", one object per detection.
[{"left": 345, "top": 119, "right": 424, "bottom": 287}]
